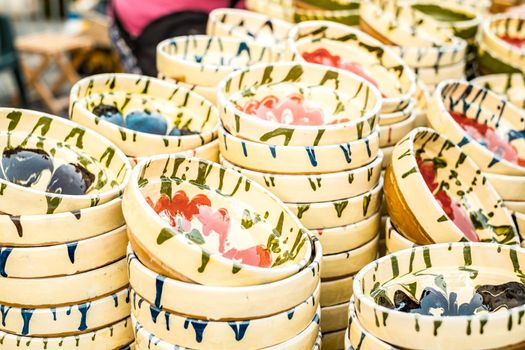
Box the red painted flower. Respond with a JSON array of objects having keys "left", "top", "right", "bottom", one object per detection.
[
  {"left": 223, "top": 245, "right": 272, "bottom": 268},
  {"left": 147, "top": 191, "right": 212, "bottom": 226},
  {"left": 499, "top": 35, "right": 525, "bottom": 48},
  {"left": 196, "top": 206, "right": 231, "bottom": 252}
]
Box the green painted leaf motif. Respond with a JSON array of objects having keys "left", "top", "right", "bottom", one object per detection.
[
  {"left": 185, "top": 229, "right": 205, "bottom": 245},
  {"left": 157, "top": 228, "right": 175, "bottom": 245}
]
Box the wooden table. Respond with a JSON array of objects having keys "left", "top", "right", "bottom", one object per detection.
[{"left": 16, "top": 32, "right": 93, "bottom": 114}]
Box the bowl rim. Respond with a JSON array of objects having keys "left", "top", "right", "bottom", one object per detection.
[
  {"left": 409, "top": 0, "right": 482, "bottom": 28},
  {"left": 483, "top": 14, "right": 525, "bottom": 54},
  {"left": 217, "top": 60, "right": 382, "bottom": 132}
]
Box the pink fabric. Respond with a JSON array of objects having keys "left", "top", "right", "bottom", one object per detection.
[{"left": 113, "top": 0, "right": 242, "bottom": 37}]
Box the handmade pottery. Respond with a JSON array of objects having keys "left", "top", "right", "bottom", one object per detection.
[
  {"left": 413, "top": 78, "right": 431, "bottom": 128},
  {"left": 320, "top": 301, "right": 349, "bottom": 333},
  {"left": 385, "top": 127, "right": 520, "bottom": 245},
  {"left": 353, "top": 243, "right": 525, "bottom": 349},
  {"left": 429, "top": 80, "right": 525, "bottom": 176},
  {"left": 293, "top": 7, "right": 360, "bottom": 26},
  {"left": 159, "top": 74, "right": 218, "bottom": 105},
  {"left": 286, "top": 178, "right": 383, "bottom": 229},
  {"left": 288, "top": 21, "right": 416, "bottom": 114},
  {"left": 379, "top": 99, "right": 415, "bottom": 126},
  {"left": 220, "top": 152, "right": 382, "bottom": 203},
  {"left": 0, "top": 108, "right": 130, "bottom": 215},
  {"left": 0, "top": 225, "right": 126, "bottom": 278},
  {"left": 123, "top": 155, "right": 312, "bottom": 286},
  {"left": 321, "top": 329, "right": 346, "bottom": 350},
  {"left": 384, "top": 217, "right": 417, "bottom": 253},
  {"left": 381, "top": 145, "right": 393, "bottom": 169},
  {"left": 219, "top": 125, "right": 380, "bottom": 174},
  {"left": 314, "top": 212, "right": 381, "bottom": 255},
  {"left": 70, "top": 73, "right": 219, "bottom": 157},
  {"left": 245, "top": 0, "right": 294, "bottom": 22},
  {"left": 320, "top": 274, "right": 354, "bottom": 307},
  {"left": 157, "top": 35, "right": 280, "bottom": 87},
  {"left": 379, "top": 112, "right": 417, "bottom": 148},
  {"left": 0, "top": 258, "right": 127, "bottom": 306},
  {"left": 485, "top": 172, "right": 525, "bottom": 201},
  {"left": 471, "top": 73, "right": 525, "bottom": 110},
  {"left": 321, "top": 234, "right": 379, "bottom": 279},
  {"left": 130, "top": 284, "right": 319, "bottom": 349},
  {"left": 507, "top": 200, "right": 525, "bottom": 214},
  {"left": 293, "top": 0, "right": 359, "bottom": 10},
  {"left": 218, "top": 61, "right": 381, "bottom": 147},
  {"left": 477, "top": 39, "right": 522, "bottom": 75},
  {"left": 412, "top": 60, "right": 466, "bottom": 86},
  {"left": 0, "top": 317, "right": 133, "bottom": 350},
  {"left": 0, "top": 196, "right": 123, "bottom": 246},
  {"left": 516, "top": 211, "right": 525, "bottom": 242},
  {"left": 0, "top": 288, "right": 130, "bottom": 336}
]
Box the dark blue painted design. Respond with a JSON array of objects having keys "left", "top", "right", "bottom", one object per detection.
[
  {"left": 51, "top": 307, "right": 56, "bottom": 321},
  {"left": 165, "top": 311, "right": 171, "bottom": 331},
  {"left": 149, "top": 303, "right": 161, "bottom": 323},
  {"left": 112, "top": 293, "right": 118, "bottom": 307},
  {"left": 487, "top": 156, "right": 501, "bottom": 168},
  {"left": 21, "top": 308, "right": 34, "bottom": 335},
  {"left": 457, "top": 136, "right": 470, "bottom": 147},
  {"left": 0, "top": 305, "right": 11, "bottom": 326},
  {"left": 365, "top": 139, "right": 371, "bottom": 158},
  {"left": 339, "top": 144, "right": 352, "bottom": 163},
  {"left": 228, "top": 321, "right": 250, "bottom": 341},
  {"left": 154, "top": 275, "right": 166, "bottom": 308},
  {"left": 77, "top": 302, "right": 91, "bottom": 331},
  {"left": 236, "top": 42, "right": 251, "bottom": 59},
  {"left": 269, "top": 145, "right": 277, "bottom": 158},
  {"left": 287, "top": 309, "right": 295, "bottom": 320},
  {"left": 66, "top": 306, "right": 72, "bottom": 315},
  {"left": 508, "top": 129, "right": 525, "bottom": 143},
  {"left": 312, "top": 313, "right": 320, "bottom": 324},
  {"left": 0, "top": 248, "right": 13, "bottom": 277},
  {"left": 183, "top": 319, "right": 208, "bottom": 343},
  {"left": 66, "top": 242, "right": 78, "bottom": 264},
  {"left": 306, "top": 147, "right": 318, "bottom": 166},
  {"left": 241, "top": 142, "right": 248, "bottom": 157}
]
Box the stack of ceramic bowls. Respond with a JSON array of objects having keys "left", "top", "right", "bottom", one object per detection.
[
  {"left": 156, "top": 35, "right": 280, "bottom": 105},
  {"left": 360, "top": 0, "right": 468, "bottom": 91},
  {"left": 471, "top": 73, "right": 525, "bottom": 110},
  {"left": 123, "top": 154, "right": 322, "bottom": 350},
  {"left": 216, "top": 61, "right": 383, "bottom": 350},
  {"left": 0, "top": 108, "right": 134, "bottom": 348},
  {"left": 69, "top": 73, "right": 220, "bottom": 167},
  {"left": 347, "top": 243, "right": 525, "bottom": 349},
  {"left": 478, "top": 14, "right": 525, "bottom": 75}
]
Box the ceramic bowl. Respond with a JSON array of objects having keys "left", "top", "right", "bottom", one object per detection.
[
  {"left": 0, "top": 108, "right": 130, "bottom": 215},
  {"left": 381, "top": 145, "right": 393, "bottom": 169},
  {"left": 384, "top": 217, "right": 417, "bottom": 253},
  {"left": 130, "top": 283, "right": 319, "bottom": 349},
  {"left": 288, "top": 21, "right": 416, "bottom": 114},
  {"left": 207, "top": 8, "right": 291, "bottom": 50},
  {"left": 0, "top": 287, "right": 130, "bottom": 336},
  {"left": 379, "top": 99, "right": 415, "bottom": 126},
  {"left": 385, "top": 127, "right": 519, "bottom": 245},
  {"left": 413, "top": 60, "right": 466, "bottom": 86},
  {"left": 379, "top": 111, "right": 417, "bottom": 148},
  {"left": 413, "top": 78, "right": 431, "bottom": 128},
  {"left": 0, "top": 317, "right": 133, "bottom": 349},
  {"left": 321, "top": 233, "right": 379, "bottom": 279},
  {"left": 507, "top": 200, "right": 525, "bottom": 214},
  {"left": 245, "top": 0, "right": 294, "bottom": 22},
  {"left": 320, "top": 301, "right": 349, "bottom": 333},
  {"left": 287, "top": 178, "right": 383, "bottom": 229},
  {"left": 471, "top": 73, "right": 525, "bottom": 110},
  {"left": 70, "top": 73, "right": 219, "bottom": 157},
  {"left": 516, "top": 211, "right": 525, "bottom": 241},
  {"left": 157, "top": 73, "right": 218, "bottom": 105},
  {"left": 132, "top": 309, "right": 321, "bottom": 350},
  {"left": 157, "top": 35, "right": 280, "bottom": 87},
  {"left": 315, "top": 212, "right": 381, "bottom": 255},
  {"left": 219, "top": 125, "right": 380, "bottom": 174},
  {"left": 0, "top": 225, "right": 126, "bottom": 278},
  {"left": 320, "top": 273, "right": 354, "bottom": 307},
  {"left": 293, "top": 7, "right": 360, "bottom": 26},
  {"left": 0, "top": 258, "right": 127, "bottom": 306},
  {"left": 321, "top": 329, "right": 346, "bottom": 350},
  {"left": 360, "top": 0, "right": 467, "bottom": 68},
  {"left": 127, "top": 236, "right": 320, "bottom": 320},
  {"left": 486, "top": 172, "right": 525, "bottom": 201},
  {"left": 123, "top": 154, "right": 312, "bottom": 287},
  {"left": 353, "top": 243, "right": 525, "bottom": 349},
  {"left": 0, "top": 196, "right": 123, "bottom": 246},
  {"left": 220, "top": 151, "right": 382, "bottom": 203},
  {"left": 218, "top": 61, "right": 382, "bottom": 147},
  {"left": 477, "top": 38, "right": 522, "bottom": 76},
  {"left": 429, "top": 80, "right": 525, "bottom": 176}
]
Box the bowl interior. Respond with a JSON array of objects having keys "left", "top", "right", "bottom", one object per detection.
[
  {"left": 138, "top": 156, "right": 311, "bottom": 269},
  {"left": 490, "top": 16, "right": 525, "bottom": 49},
  {"left": 410, "top": 3, "right": 476, "bottom": 23}
]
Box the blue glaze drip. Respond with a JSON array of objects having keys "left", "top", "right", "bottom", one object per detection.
[
  {"left": 164, "top": 311, "right": 171, "bottom": 331},
  {"left": 194, "top": 55, "right": 203, "bottom": 63},
  {"left": 154, "top": 275, "right": 166, "bottom": 308},
  {"left": 66, "top": 306, "right": 72, "bottom": 315},
  {"left": 305, "top": 147, "right": 318, "bottom": 166},
  {"left": 269, "top": 145, "right": 276, "bottom": 158},
  {"left": 241, "top": 142, "right": 248, "bottom": 157},
  {"left": 312, "top": 313, "right": 320, "bottom": 324},
  {"left": 287, "top": 309, "right": 295, "bottom": 320},
  {"left": 457, "top": 136, "right": 470, "bottom": 147},
  {"left": 50, "top": 307, "right": 56, "bottom": 321},
  {"left": 339, "top": 144, "right": 352, "bottom": 163},
  {"left": 21, "top": 308, "right": 34, "bottom": 335},
  {"left": 365, "top": 139, "right": 371, "bottom": 158},
  {"left": 183, "top": 319, "right": 208, "bottom": 343},
  {"left": 66, "top": 242, "right": 78, "bottom": 264},
  {"left": 236, "top": 42, "right": 251, "bottom": 59},
  {"left": 228, "top": 321, "right": 249, "bottom": 341},
  {"left": 508, "top": 129, "right": 525, "bottom": 143},
  {"left": 0, "top": 247, "right": 12, "bottom": 277},
  {"left": 0, "top": 305, "right": 11, "bottom": 326},
  {"left": 150, "top": 304, "right": 161, "bottom": 323},
  {"left": 487, "top": 156, "right": 501, "bottom": 168},
  {"left": 112, "top": 293, "right": 118, "bottom": 307},
  {"left": 77, "top": 302, "right": 91, "bottom": 331},
  {"left": 126, "top": 288, "right": 130, "bottom": 303}
]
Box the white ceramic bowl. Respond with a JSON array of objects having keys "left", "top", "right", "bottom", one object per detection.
[
  {"left": 158, "top": 73, "right": 218, "bottom": 105},
  {"left": 384, "top": 217, "right": 417, "bottom": 253},
  {"left": 507, "top": 200, "right": 525, "bottom": 214},
  {"left": 346, "top": 298, "right": 394, "bottom": 350},
  {"left": 413, "top": 60, "right": 466, "bottom": 86},
  {"left": 320, "top": 274, "right": 354, "bottom": 307},
  {"left": 379, "top": 111, "right": 417, "bottom": 148},
  {"left": 486, "top": 172, "right": 525, "bottom": 201},
  {"left": 379, "top": 99, "right": 415, "bottom": 126},
  {"left": 471, "top": 73, "right": 525, "bottom": 110}
]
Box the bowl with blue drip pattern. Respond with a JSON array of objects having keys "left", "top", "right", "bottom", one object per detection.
[
  {"left": 471, "top": 73, "right": 525, "bottom": 110},
  {"left": 353, "top": 243, "right": 525, "bottom": 349},
  {"left": 70, "top": 73, "right": 219, "bottom": 158},
  {"left": 428, "top": 80, "right": 525, "bottom": 176},
  {"left": 217, "top": 61, "right": 382, "bottom": 147},
  {"left": 123, "top": 154, "right": 312, "bottom": 287},
  {"left": 0, "top": 108, "right": 130, "bottom": 216}
]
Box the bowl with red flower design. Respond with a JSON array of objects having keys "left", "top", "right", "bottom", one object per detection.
[
  {"left": 122, "top": 154, "right": 313, "bottom": 286},
  {"left": 0, "top": 108, "right": 130, "bottom": 216},
  {"left": 385, "top": 127, "right": 519, "bottom": 245},
  {"left": 70, "top": 73, "right": 219, "bottom": 157},
  {"left": 218, "top": 61, "right": 381, "bottom": 146},
  {"left": 353, "top": 243, "right": 525, "bottom": 349},
  {"left": 428, "top": 80, "right": 525, "bottom": 176},
  {"left": 288, "top": 21, "right": 416, "bottom": 114}
]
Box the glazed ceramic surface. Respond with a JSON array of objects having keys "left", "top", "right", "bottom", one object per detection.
[
  {"left": 219, "top": 125, "right": 379, "bottom": 174},
  {"left": 158, "top": 74, "right": 218, "bottom": 105},
  {"left": 321, "top": 329, "right": 346, "bottom": 350},
  {"left": 381, "top": 145, "right": 393, "bottom": 169},
  {"left": 130, "top": 284, "right": 319, "bottom": 349},
  {"left": 127, "top": 237, "right": 320, "bottom": 320},
  {"left": 0, "top": 225, "right": 126, "bottom": 278},
  {"left": 485, "top": 172, "right": 525, "bottom": 201},
  {"left": 288, "top": 20, "right": 416, "bottom": 114},
  {"left": 320, "top": 274, "right": 354, "bottom": 307},
  {"left": 0, "top": 317, "right": 133, "bottom": 350},
  {"left": 0, "top": 196, "right": 123, "bottom": 246},
  {"left": 157, "top": 35, "right": 280, "bottom": 87},
  {"left": 218, "top": 61, "right": 382, "bottom": 146},
  {"left": 379, "top": 99, "right": 415, "bottom": 126},
  {"left": 471, "top": 73, "right": 525, "bottom": 110},
  {"left": 245, "top": 0, "right": 294, "bottom": 22},
  {"left": 353, "top": 243, "right": 525, "bottom": 350},
  {"left": 0, "top": 288, "right": 130, "bottom": 336},
  {"left": 507, "top": 200, "right": 525, "bottom": 214},
  {"left": 0, "top": 258, "right": 127, "bottom": 306},
  {"left": 293, "top": 7, "right": 360, "bottom": 26},
  {"left": 70, "top": 73, "right": 219, "bottom": 157},
  {"left": 320, "top": 301, "right": 349, "bottom": 333},
  {"left": 321, "top": 233, "right": 379, "bottom": 279},
  {"left": 287, "top": 178, "right": 383, "bottom": 229},
  {"left": 0, "top": 108, "right": 130, "bottom": 215},
  {"left": 413, "top": 78, "right": 431, "bottom": 128},
  {"left": 412, "top": 60, "right": 466, "bottom": 86},
  {"left": 123, "top": 155, "right": 312, "bottom": 286},
  {"left": 429, "top": 80, "right": 525, "bottom": 176},
  {"left": 385, "top": 217, "right": 417, "bottom": 253},
  {"left": 379, "top": 111, "right": 417, "bottom": 148},
  {"left": 220, "top": 151, "right": 382, "bottom": 203}
]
